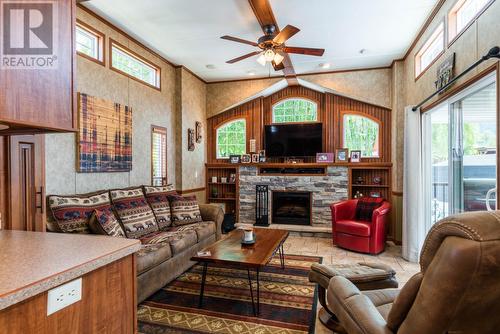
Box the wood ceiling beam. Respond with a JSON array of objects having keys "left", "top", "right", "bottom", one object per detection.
[{"left": 248, "top": 0, "right": 297, "bottom": 85}]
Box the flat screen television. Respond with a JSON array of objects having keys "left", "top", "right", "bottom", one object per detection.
[{"left": 264, "top": 123, "right": 323, "bottom": 157}]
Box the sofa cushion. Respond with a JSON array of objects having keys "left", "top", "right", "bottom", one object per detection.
[
  {"left": 143, "top": 185, "right": 177, "bottom": 231},
  {"left": 136, "top": 235, "right": 173, "bottom": 275},
  {"left": 336, "top": 220, "right": 371, "bottom": 237},
  {"left": 89, "top": 206, "right": 126, "bottom": 238},
  {"left": 139, "top": 229, "right": 198, "bottom": 256},
  {"left": 48, "top": 191, "right": 111, "bottom": 233},
  {"left": 170, "top": 221, "right": 216, "bottom": 242},
  {"left": 355, "top": 197, "right": 384, "bottom": 221},
  {"left": 169, "top": 195, "right": 202, "bottom": 226},
  {"left": 110, "top": 187, "right": 159, "bottom": 239}
]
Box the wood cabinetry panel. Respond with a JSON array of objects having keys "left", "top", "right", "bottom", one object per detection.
[
  {"left": 0, "top": 255, "right": 136, "bottom": 334},
  {"left": 0, "top": 0, "right": 76, "bottom": 132}
]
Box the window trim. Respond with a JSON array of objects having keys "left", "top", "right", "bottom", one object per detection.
[
  {"left": 76, "top": 19, "right": 105, "bottom": 66},
  {"left": 340, "top": 111, "right": 382, "bottom": 159},
  {"left": 215, "top": 118, "right": 247, "bottom": 160},
  {"left": 109, "top": 38, "right": 162, "bottom": 91},
  {"left": 414, "top": 21, "right": 445, "bottom": 81},
  {"left": 448, "top": 0, "right": 495, "bottom": 47},
  {"left": 151, "top": 125, "right": 167, "bottom": 186},
  {"left": 271, "top": 97, "right": 319, "bottom": 124}
]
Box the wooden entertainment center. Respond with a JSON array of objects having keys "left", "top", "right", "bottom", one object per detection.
[{"left": 206, "top": 85, "right": 395, "bottom": 240}]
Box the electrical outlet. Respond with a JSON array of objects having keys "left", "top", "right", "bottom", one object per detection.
[{"left": 47, "top": 278, "right": 82, "bottom": 316}]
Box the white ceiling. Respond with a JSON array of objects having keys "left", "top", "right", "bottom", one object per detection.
[{"left": 84, "top": 0, "right": 439, "bottom": 82}]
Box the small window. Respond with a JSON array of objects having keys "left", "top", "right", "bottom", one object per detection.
[
  {"left": 76, "top": 21, "right": 104, "bottom": 63},
  {"left": 415, "top": 22, "right": 444, "bottom": 79},
  {"left": 216, "top": 119, "right": 246, "bottom": 159},
  {"left": 110, "top": 40, "right": 161, "bottom": 89},
  {"left": 343, "top": 114, "right": 380, "bottom": 158},
  {"left": 151, "top": 126, "right": 167, "bottom": 186},
  {"left": 272, "top": 98, "right": 318, "bottom": 123},
  {"left": 448, "top": 0, "right": 493, "bottom": 42}
]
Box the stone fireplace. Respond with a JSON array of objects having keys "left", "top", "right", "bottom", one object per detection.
[
  {"left": 239, "top": 166, "right": 348, "bottom": 227},
  {"left": 272, "top": 191, "right": 311, "bottom": 225}
]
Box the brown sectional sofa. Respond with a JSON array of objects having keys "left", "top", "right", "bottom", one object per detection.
[{"left": 46, "top": 186, "right": 224, "bottom": 303}]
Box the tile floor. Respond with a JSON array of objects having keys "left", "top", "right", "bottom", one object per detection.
[{"left": 282, "top": 236, "right": 420, "bottom": 334}]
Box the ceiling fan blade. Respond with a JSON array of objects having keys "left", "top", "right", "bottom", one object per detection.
[
  {"left": 273, "top": 25, "right": 300, "bottom": 44},
  {"left": 283, "top": 46, "right": 325, "bottom": 56},
  {"left": 272, "top": 60, "right": 285, "bottom": 71},
  {"left": 226, "top": 51, "right": 261, "bottom": 64},
  {"left": 220, "top": 35, "right": 258, "bottom": 47}
]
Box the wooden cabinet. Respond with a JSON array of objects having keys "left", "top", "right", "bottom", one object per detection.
[
  {"left": 206, "top": 165, "right": 239, "bottom": 222},
  {"left": 0, "top": 0, "right": 76, "bottom": 133}
]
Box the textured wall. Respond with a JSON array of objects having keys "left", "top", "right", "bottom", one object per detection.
[
  {"left": 206, "top": 68, "right": 392, "bottom": 117},
  {"left": 45, "top": 7, "right": 177, "bottom": 195},
  {"left": 238, "top": 166, "right": 348, "bottom": 227}
]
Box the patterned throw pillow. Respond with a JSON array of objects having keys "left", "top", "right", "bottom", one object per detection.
[
  {"left": 110, "top": 187, "right": 159, "bottom": 239},
  {"left": 169, "top": 195, "right": 202, "bottom": 226},
  {"left": 143, "top": 185, "right": 177, "bottom": 231},
  {"left": 90, "top": 206, "right": 126, "bottom": 238},
  {"left": 48, "top": 191, "right": 111, "bottom": 233}
]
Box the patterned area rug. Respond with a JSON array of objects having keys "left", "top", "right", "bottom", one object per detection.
[{"left": 138, "top": 254, "right": 322, "bottom": 334}]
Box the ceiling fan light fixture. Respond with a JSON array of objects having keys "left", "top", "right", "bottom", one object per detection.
[
  {"left": 256, "top": 54, "right": 267, "bottom": 66},
  {"left": 273, "top": 52, "right": 284, "bottom": 65},
  {"left": 264, "top": 49, "right": 275, "bottom": 62}
]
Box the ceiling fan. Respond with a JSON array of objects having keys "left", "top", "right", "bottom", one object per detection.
[{"left": 221, "top": 24, "right": 325, "bottom": 71}]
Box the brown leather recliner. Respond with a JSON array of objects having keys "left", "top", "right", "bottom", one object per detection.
[{"left": 327, "top": 211, "right": 500, "bottom": 334}]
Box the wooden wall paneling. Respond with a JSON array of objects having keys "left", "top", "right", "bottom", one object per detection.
[
  {"left": 0, "top": 255, "right": 136, "bottom": 334},
  {"left": 0, "top": 137, "right": 7, "bottom": 228}
]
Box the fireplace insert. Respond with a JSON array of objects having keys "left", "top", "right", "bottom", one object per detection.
[{"left": 272, "top": 191, "right": 311, "bottom": 225}]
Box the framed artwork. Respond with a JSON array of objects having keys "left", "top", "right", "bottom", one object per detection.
[
  {"left": 229, "top": 155, "right": 241, "bottom": 164},
  {"left": 350, "top": 150, "right": 361, "bottom": 163},
  {"left": 335, "top": 148, "right": 349, "bottom": 162},
  {"left": 241, "top": 154, "right": 251, "bottom": 163},
  {"left": 258, "top": 149, "right": 266, "bottom": 157},
  {"left": 195, "top": 121, "right": 202, "bottom": 143},
  {"left": 316, "top": 152, "right": 334, "bottom": 163},
  {"left": 252, "top": 153, "right": 259, "bottom": 163},
  {"left": 77, "top": 93, "right": 132, "bottom": 172},
  {"left": 188, "top": 129, "right": 195, "bottom": 151}
]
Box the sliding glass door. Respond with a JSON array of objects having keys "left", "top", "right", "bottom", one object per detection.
[{"left": 423, "top": 73, "right": 497, "bottom": 229}]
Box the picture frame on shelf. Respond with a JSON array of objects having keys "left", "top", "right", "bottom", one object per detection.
[
  {"left": 350, "top": 150, "right": 361, "bottom": 163},
  {"left": 316, "top": 152, "right": 334, "bottom": 163},
  {"left": 335, "top": 148, "right": 349, "bottom": 162},
  {"left": 251, "top": 153, "right": 259, "bottom": 163},
  {"left": 241, "top": 154, "right": 251, "bottom": 163},
  {"left": 229, "top": 173, "right": 236, "bottom": 183},
  {"left": 229, "top": 155, "right": 241, "bottom": 164}
]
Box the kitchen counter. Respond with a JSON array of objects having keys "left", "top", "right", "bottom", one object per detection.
[{"left": 0, "top": 230, "right": 140, "bottom": 311}]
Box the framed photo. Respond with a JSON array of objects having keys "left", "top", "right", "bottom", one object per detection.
[
  {"left": 259, "top": 155, "right": 266, "bottom": 163},
  {"left": 229, "top": 155, "right": 241, "bottom": 164},
  {"left": 195, "top": 121, "right": 202, "bottom": 143},
  {"left": 335, "top": 148, "right": 349, "bottom": 162},
  {"left": 350, "top": 150, "right": 361, "bottom": 163},
  {"left": 258, "top": 149, "right": 266, "bottom": 157},
  {"left": 316, "top": 153, "right": 334, "bottom": 163},
  {"left": 252, "top": 153, "right": 259, "bottom": 163},
  {"left": 241, "top": 154, "right": 251, "bottom": 163}
]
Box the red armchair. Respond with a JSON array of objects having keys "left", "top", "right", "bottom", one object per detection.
[{"left": 330, "top": 199, "right": 391, "bottom": 255}]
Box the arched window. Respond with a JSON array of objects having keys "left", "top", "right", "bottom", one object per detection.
[
  {"left": 343, "top": 114, "right": 380, "bottom": 158},
  {"left": 216, "top": 119, "right": 246, "bottom": 159},
  {"left": 272, "top": 98, "right": 318, "bottom": 123}
]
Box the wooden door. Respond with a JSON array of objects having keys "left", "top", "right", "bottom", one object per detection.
[{"left": 7, "top": 135, "right": 45, "bottom": 231}]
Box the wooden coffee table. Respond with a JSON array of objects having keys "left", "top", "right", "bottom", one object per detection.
[{"left": 191, "top": 228, "right": 289, "bottom": 316}]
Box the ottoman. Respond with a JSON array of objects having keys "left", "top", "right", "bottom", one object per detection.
[{"left": 309, "top": 262, "right": 398, "bottom": 331}]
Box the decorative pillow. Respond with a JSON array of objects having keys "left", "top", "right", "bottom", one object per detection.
[
  {"left": 48, "top": 191, "right": 111, "bottom": 233},
  {"left": 89, "top": 206, "right": 126, "bottom": 238},
  {"left": 169, "top": 195, "right": 202, "bottom": 226},
  {"left": 355, "top": 197, "right": 384, "bottom": 221},
  {"left": 143, "top": 185, "right": 177, "bottom": 231},
  {"left": 110, "top": 187, "right": 159, "bottom": 239}
]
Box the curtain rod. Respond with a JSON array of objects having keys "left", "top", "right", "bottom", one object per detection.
[{"left": 412, "top": 46, "right": 500, "bottom": 112}]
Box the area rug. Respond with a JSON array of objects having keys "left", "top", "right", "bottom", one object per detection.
[{"left": 138, "top": 254, "right": 322, "bottom": 334}]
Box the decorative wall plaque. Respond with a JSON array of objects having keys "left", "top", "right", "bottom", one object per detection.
[{"left": 435, "top": 53, "right": 455, "bottom": 91}]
